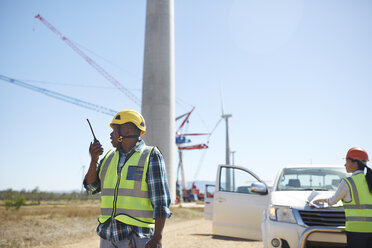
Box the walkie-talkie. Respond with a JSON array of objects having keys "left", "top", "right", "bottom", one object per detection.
[{"left": 86, "top": 119, "right": 99, "bottom": 143}]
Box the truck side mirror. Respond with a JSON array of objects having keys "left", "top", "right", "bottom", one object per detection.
[{"left": 251, "top": 182, "right": 268, "bottom": 195}]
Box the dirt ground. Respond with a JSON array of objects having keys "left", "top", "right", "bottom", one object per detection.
[
  {"left": 62, "top": 218, "right": 263, "bottom": 248},
  {"left": 0, "top": 201, "right": 263, "bottom": 248}
]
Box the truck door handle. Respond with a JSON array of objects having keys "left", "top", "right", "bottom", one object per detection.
[{"left": 216, "top": 197, "right": 226, "bottom": 203}]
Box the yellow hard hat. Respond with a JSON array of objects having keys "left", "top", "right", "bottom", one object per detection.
[{"left": 110, "top": 109, "right": 146, "bottom": 136}]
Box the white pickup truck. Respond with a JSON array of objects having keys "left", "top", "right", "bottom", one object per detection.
[{"left": 204, "top": 164, "right": 348, "bottom": 248}]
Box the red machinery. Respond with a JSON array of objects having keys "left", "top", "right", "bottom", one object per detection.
[{"left": 175, "top": 107, "right": 210, "bottom": 203}]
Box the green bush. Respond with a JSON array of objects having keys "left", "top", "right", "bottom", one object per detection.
[{"left": 4, "top": 195, "right": 26, "bottom": 210}]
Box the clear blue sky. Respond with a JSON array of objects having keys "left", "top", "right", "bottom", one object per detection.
[{"left": 1, "top": 0, "right": 371, "bottom": 191}]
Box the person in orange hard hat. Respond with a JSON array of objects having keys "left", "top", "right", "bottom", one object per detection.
[
  {"left": 84, "top": 109, "right": 171, "bottom": 248},
  {"left": 314, "top": 147, "right": 372, "bottom": 248}
]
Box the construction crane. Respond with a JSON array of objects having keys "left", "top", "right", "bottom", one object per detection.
[
  {"left": 175, "top": 107, "right": 210, "bottom": 202},
  {"left": 0, "top": 75, "right": 117, "bottom": 116},
  {"left": 35, "top": 14, "right": 141, "bottom": 106},
  {"left": 176, "top": 107, "right": 210, "bottom": 150}
]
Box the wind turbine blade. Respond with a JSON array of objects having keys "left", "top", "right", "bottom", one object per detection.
[
  {"left": 220, "top": 83, "right": 225, "bottom": 116},
  {"left": 209, "top": 118, "right": 223, "bottom": 137}
]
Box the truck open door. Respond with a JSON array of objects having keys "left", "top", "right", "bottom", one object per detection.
[
  {"left": 212, "top": 165, "right": 269, "bottom": 240},
  {"left": 204, "top": 184, "right": 215, "bottom": 220}
]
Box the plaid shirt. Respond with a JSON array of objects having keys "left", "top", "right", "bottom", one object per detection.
[{"left": 84, "top": 140, "right": 172, "bottom": 241}]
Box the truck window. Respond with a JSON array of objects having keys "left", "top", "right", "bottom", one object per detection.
[
  {"left": 219, "top": 167, "right": 262, "bottom": 194},
  {"left": 205, "top": 184, "right": 215, "bottom": 198},
  {"left": 276, "top": 167, "right": 348, "bottom": 191}
]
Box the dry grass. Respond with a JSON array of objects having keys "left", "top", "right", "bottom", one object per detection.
[
  {"left": 0, "top": 200, "right": 100, "bottom": 248},
  {"left": 0, "top": 201, "right": 203, "bottom": 248},
  {"left": 168, "top": 205, "right": 204, "bottom": 222}
]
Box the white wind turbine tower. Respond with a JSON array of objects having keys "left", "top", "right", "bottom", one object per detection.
[
  {"left": 220, "top": 86, "right": 233, "bottom": 191},
  {"left": 141, "top": 0, "right": 176, "bottom": 201}
]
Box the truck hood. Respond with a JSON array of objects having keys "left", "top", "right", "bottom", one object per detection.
[{"left": 270, "top": 190, "right": 343, "bottom": 209}]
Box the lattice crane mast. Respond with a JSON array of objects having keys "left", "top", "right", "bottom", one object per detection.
[
  {"left": 0, "top": 75, "right": 117, "bottom": 116},
  {"left": 35, "top": 14, "right": 141, "bottom": 106}
]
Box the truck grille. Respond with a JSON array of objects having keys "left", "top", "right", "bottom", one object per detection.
[{"left": 298, "top": 210, "right": 345, "bottom": 226}]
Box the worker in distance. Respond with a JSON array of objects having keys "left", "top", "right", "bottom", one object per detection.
[
  {"left": 84, "top": 109, "right": 172, "bottom": 248},
  {"left": 313, "top": 147, "right": 372, "bottom": 247}
]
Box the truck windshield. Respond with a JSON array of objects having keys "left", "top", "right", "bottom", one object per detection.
[{"left": 276, "top": 167, "right": 349, "bottom": 191}]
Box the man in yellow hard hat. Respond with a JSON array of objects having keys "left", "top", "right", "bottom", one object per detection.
[{"left": 84, "top": 109, "right": 171, "bottom": 248}]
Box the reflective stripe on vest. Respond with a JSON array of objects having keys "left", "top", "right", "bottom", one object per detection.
[
  {"left": 346, "top": 217, "right": 372, "bottom": 222},
  {"left": 101, "top": 208, "right": 153, "bottom": 218},
  {"left": 344, "top": 204, "right": 372, "bottom": 209},
  {"left": 101, "top": 188, "right": 149, "bottom": 198},
  {"left": 342, "top": 173, "right": 372, "bottom": 233},
  {"left": 98, "top": 145, "right": 155, "bottom": 228},
  {"left": 99, "top": 150, "right": 116, "bottom": 192}
]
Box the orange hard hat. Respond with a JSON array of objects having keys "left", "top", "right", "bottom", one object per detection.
[{"left": 345, "top": 147, "right": 369, "bottom": 161}]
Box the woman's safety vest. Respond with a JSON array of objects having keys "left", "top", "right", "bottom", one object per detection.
[
  {"left": 342, "top": 173, "right": 372, "bottom": 232},
  {"left": 98, "top": 145, "right": 155, "bottom": 228}
]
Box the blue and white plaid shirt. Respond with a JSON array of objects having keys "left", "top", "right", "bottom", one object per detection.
[{"left": 84, "top": 140, "right": 172, "bottom": 242}]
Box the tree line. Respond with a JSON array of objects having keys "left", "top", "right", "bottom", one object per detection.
[{"left": 0, "top": 187, "right": 99, "bottom": 210}]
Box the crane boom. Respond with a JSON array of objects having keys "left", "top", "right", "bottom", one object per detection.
[
  {"left": 35, "top": 14, "right": 141, "bottom": 106},
  {"left": 176, "top": 107, "right": 195, "bottom": 133},
  {"left": 0, "top": 75, "right": 117, "bottom": 116}
]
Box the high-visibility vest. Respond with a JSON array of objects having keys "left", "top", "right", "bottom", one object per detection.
[
  {"left": 98, "top": 145, "right": 155, "bottom": 228},
  {"left": 342, "top": 173, "right": 372, "bottom": 232}
]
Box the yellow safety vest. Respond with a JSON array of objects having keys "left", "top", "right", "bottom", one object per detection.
[
  {"left": 342, "top": 173, "right": 372, "bottom": 232},
  {"left": 98, "top": 145, "right": 155, "bottom": 228}
]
